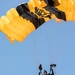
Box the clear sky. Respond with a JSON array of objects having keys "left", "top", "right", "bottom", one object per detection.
[{"left": 0, "top": 0, "right": 75, "bottom": 75}]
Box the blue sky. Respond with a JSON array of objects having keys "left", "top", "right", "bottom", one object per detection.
[{"left": 0, "top": 0, "right": 75, "bottom": 75}]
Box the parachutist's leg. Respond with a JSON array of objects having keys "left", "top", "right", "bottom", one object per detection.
[
  {"left": 52, "top": 69, "right": 54, "bottom": 75},
  {"left": 44, "top": 6, "right": 66, "bottom": 21},
  {"left": 50, "top": 68, "right": 54, "bottom": 75}
]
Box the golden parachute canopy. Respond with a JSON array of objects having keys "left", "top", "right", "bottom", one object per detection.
[
  {"left": 56, "top": 0, "right": 75, "bottom": 21},
  {"left": 0, "top": 0, "right": 75, "bottom": 44}
]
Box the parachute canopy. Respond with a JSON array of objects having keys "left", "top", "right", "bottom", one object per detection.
[{"left": 0, "top": 0, "right": 75, "bottom": 43}]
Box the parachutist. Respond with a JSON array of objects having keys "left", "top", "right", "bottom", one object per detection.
[{"left": 38, "top": 64, "right": 56, "bottom": 75}]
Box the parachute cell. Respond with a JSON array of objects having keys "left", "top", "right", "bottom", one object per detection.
[
  {"left": 0, "top": 8, "right": 35, "bottom": 42},
  {"left": 56, "top": 0, "right": 75, "bottom": 21}
]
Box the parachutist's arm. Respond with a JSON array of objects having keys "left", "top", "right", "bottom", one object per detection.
[
  {"left": 50, "top": 69, "right": 54, "bottom": 75},
  {"left": 39, "top": 71, "right": 43, "bottom": 75}
]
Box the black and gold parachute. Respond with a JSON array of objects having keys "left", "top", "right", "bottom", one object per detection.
[{"left": 0, "top": 0, "right": 74, "bottom": 43}]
